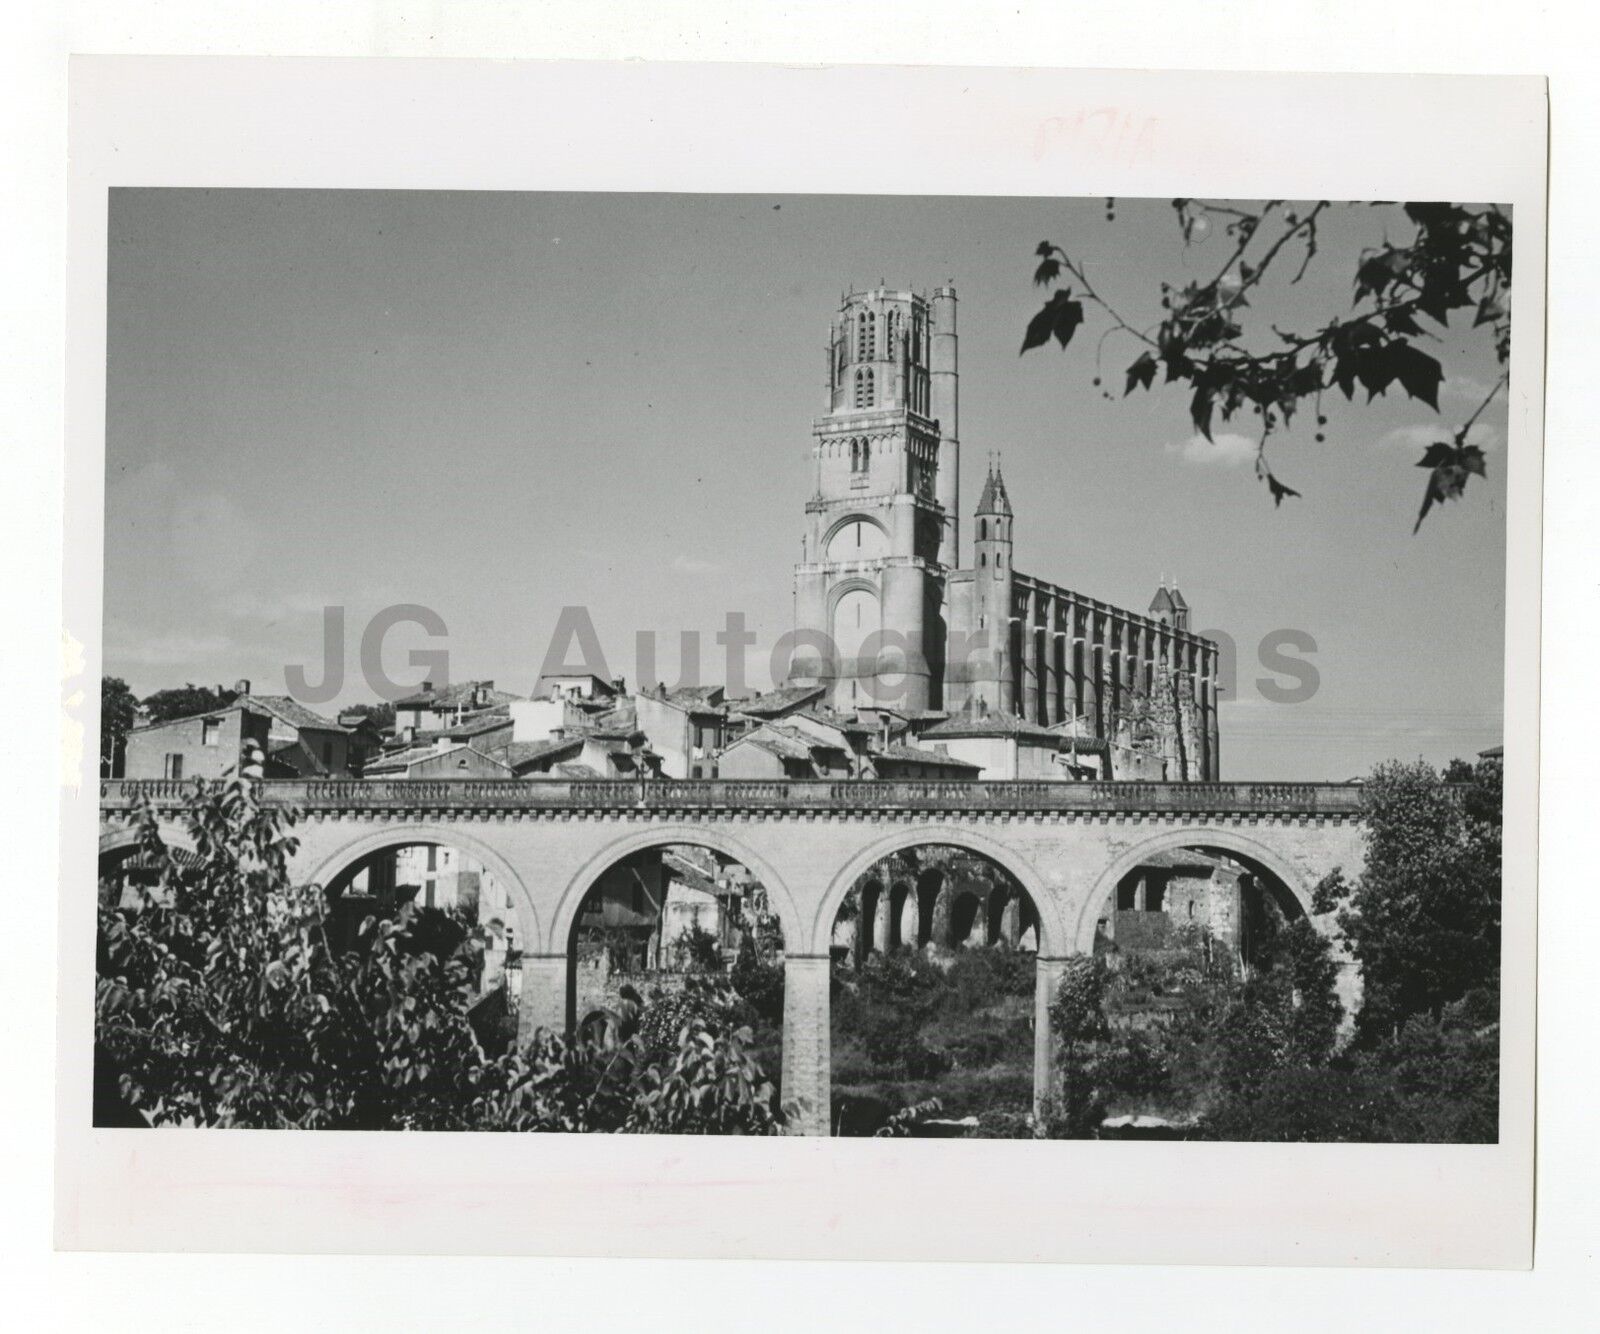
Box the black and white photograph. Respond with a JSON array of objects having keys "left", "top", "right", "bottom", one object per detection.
[
  {"left": 53, "top": 57, "right": 1547, "bottom": 1270},
  {"left": 93, "top": 185, "right": 1512, "bottom": 1143}
]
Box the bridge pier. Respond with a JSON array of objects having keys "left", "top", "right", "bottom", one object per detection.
[
  {"left": 1032, "top": 955, "right": 1069, "bottom": 1128},
  {"left": 781, "top": 955, "right": 832, "bottom": 1136},
  {"left": 516, "top": 953, "right": 570, "bottom": 1048}
]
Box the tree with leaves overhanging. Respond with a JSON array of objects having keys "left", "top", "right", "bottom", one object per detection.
[
  {"left": 1024, "top": 200, "right": 1510, "bottom": 531},
  {"left": 96, "top": 776, "right": 795, "bottom": 1133}
]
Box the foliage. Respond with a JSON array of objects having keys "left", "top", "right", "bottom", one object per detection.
[
  {"left": 341, "top": 701, "right": 397, "bottom": 733},
  {"left": 830, "top": 946, "right": 1037, "bottom": 1128},
  {"left": 1024, "top": 200, "right": 1510, "bottom": 527},
  {"left": 1049, "top": 956, "right": 1109, "bottom": 1051},
  {"left": 729, "top": 945, "right": 785, "bottom": 1025},
  {"left": 1336, "top": 757, "right": 1501, "bottom": 1041},
  {"left": 669, "top": 923, "right": 723, "bottom": 973},
  {"left": 96, "top": 779, "right": 792, "bottom": 1134},
  {"left": 1059, "top": 917, "right": 1345, "bottom": 1134},
  {"left": 100, "top": 676, "right": 140, "bottom": 778},
  {"left": 140, "top": 682, "right": 240, "bottom": 724}
]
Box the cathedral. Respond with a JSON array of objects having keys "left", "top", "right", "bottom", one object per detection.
[{"left": 790, "top": 284, "right": 1222, "bottom": 781}]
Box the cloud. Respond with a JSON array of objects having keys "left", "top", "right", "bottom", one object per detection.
[
  {"left": 671, "top": 554, "right": 722, "bottom": 575},
  {"left": 1442, "top": 373, "right": 1496, "bottom": 404},
  {"left": 1165, "top": 432, "right": 1257, "bottom": 467},
  {"left": 1379, "top": 422, "right": 1499, "bottom": 452}
]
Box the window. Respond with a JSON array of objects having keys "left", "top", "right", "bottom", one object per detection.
[
  {"left": 856, "top": 309, "right": 875, "bottom": 360},
  {"left": 854, "top": 369, "right": 876, "bottom": 409},
  {"left": 164, "top": 753, "right": 183, "bottom": 780},
  {"left": 978, "top": 519, "right": 987, "bottom": 540},
  {"left": 201, "top": 718, "right": 221, "bottom": 747},
  {"left": 323, "top": 741, "right": 334, "bottom": 766}
]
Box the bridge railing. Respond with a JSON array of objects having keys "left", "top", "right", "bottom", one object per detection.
[{"left": 99, "top": 777, "right": 1369, "bottom": 816}]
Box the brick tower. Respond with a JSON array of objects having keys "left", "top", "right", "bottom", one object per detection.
[{"left": 790, "top": 285, "right": 959, "bottom": 711}]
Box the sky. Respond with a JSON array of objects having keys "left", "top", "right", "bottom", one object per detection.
[{"left": 103, "top": 190, "right": 1509, "bottom": 779}]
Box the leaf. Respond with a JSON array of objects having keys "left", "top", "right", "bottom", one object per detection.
[
  {"left": 1035, "top": 240, "right": 1055, "bottom": 257},
  {"left": 1189, "top": 386, "right": 1215, "bottom": 440},
  {"left": 1413, "top": 442, "right": 1489, "bottom": 533},
  {"left": 1020, "top": 300, "right": 1056, "bottom": 354},
  {"left": 1050, "top": 293, "right": 1085, "bottom": 349},
  {"left": 1033, "top": 257, "right": 1061, "bottom": 286},
  {"left": 1389, "top": 342, "right": 1443, "bottom": 411},
  {"left": 1124, "top": 351, "right": 1158, "bottom": 396},
  {"left": 1266, "top": 473, "right": 1302, "bottom": 507}
]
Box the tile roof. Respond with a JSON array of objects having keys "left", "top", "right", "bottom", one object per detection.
[
  {"left": 490, "top": 737, "right": 585, "bottom": 770},
  {"left": 244, "top": 694, "right": 349, "bottom": 734},
  {"left": 729, "top": 723, "right": 818, "bottom": 763},
  {"left": 736, "top": 683, "right": 827, "bottom": 717},
  {"left": 363, "top": 743, "right": 512, "bottom": 776},
  {"left": 659, "top": 685, "right": 726, "bottom": 711},
  {"left": 921, "top": 710, "right": 1060, "bottom": 740},
  {"left": 126, "top": 698, "right": 270, "bottom": 734},
  {"left": 392, "top": 680, "right": 522, "bottom": 710},
  {"left": 442, "top": 709, "right": 515, "bottom": 740},
  {"left": 795, "top": 708, "right": 873, "bottom": 735},
  {"left": 872, "top": 742, "right": 982, "bottom": 771}
]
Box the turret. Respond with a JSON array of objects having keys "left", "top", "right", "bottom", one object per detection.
[
  {"left": 1149, "top": 578, "right": 1190, "bottom": 631},
  {"left": 972, "top": 461, "right": 1016, "bottom": 711}
]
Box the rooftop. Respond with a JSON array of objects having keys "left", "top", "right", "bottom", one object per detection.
[
  {"left": 872, "top": 742, "right": 982, "bottom": 772},
  {"left": 736, "top": 684, "right": 827, "bottom": 718}
]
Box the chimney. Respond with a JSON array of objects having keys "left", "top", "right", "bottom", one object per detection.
[
  {"left": 611, "top": 676, "right": 626, "bottom": 696},
  {"left": 234, "top": 678, "right": 251, "bottom": 697},
  {"left": 422, "top": 680, "right": 435, "bottom": 695}
]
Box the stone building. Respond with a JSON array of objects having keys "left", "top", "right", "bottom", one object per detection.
[
  {"left": 789, "top": 284, "right": 1221, "bottom": 779},
  {"left": 123, "top": 699, "right": 273, "bottom": 781}
]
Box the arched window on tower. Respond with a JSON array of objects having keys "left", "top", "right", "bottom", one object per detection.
[
  {"left": 849, "top": 439, "right": 859, "bottom": 471},
  {"left": 887, "top": 309, "right": 900, "bottom": 359},
  {"left": 854, "top": 369, "right": 876, "bottom": 409},
  {"left": 860, "top": 438, "right": 871, "bottom": 471},
  {"left": 857, "top": 310, "right": 876, "bottom": 361},
  {"left": 979, "top": 519, "right": 987, "bottom": 541}
]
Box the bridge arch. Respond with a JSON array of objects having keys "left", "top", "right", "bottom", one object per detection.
[
  {"left": 813, "top": 824, "right": 1066, "bottom": 957},
  {"left": 550, "top": 823, "right": 803, "bottom": 959},
  {"left": 1075, "top": 825, "right": 1326, "bottom": 955},
  {"left": 99, "top": 820, "right": 197, "bottom": 863},
  {"left": 302, "top": 822, "right": 541, "bottom": 950}
]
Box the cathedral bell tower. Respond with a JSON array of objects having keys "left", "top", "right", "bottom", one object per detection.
[{"left": 790, "top": 285, "right": 959, "bottom": 712}]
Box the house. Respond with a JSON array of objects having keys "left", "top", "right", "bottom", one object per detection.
[
  {"left": 716, "top": 721, "right": 854, "bottom": 780},
  {"left": 633, "top": 685, "right": 728, "bottom": 778},
  {"left": 361, "top": 742, "right": 513, "bottom": 779},
  {"left": 918, "top": 699, "right": 1067, "bottom": 780},
  {"left": 487, "top": 727, "right": 661, "bottom": 779},
  {"left": 122, "top": 700, "right": 273, "bottom": 781},
  {"left": 337, "top": 711, "right": 389, "bottom": 774},
  {"left": 867, "top": 741, "right": 983, "bottom": 781},
  {"left": 240, "top": 691, "right": 354, "bottom": 776},
  {"left": 392, "top": 680, "right": 522, "bottom": 740},
  {"left": 726, "top": 683, "right": 828, "bottom": 735}
]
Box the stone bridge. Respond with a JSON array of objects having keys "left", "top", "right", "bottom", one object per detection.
[{"left": 99, "top": 777, "right": 1368, "bottom": 1134}]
